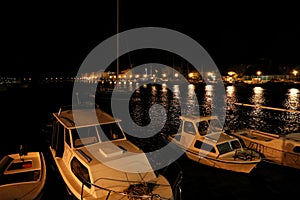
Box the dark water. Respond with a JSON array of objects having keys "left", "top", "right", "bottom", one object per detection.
[{"left": 1, "top": 81, "right": 300, "bottom": 199}]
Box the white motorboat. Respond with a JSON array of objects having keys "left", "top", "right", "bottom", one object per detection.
[
  {"left": 230, "top": 129, "right": 300, "bottom": 170},
  {"left": 0, "top": 147, "right": 46, "bottom": 200},
  {"left": 162, "top": 115, "right": 262, "bottom": 173},
  {"left": 49, "top": 105, "right": 176, "bottom": 200}
]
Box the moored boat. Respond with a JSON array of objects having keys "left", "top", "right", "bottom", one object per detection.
[
  {"left": 0, "top": 147, "right": 46, "bottom": 200},
  {"left": 162, "top": 115, "right": 262, "bottom": 173},
  {"left": 48, "top": 104, "right": 177, "bottom": 199},
  {"left": 230, "top": 129, "right": 300, "bottom": 170}
]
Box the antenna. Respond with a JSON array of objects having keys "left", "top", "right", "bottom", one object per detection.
[{"left": 76, "top": 92, "right": 80, "bottom": 104}]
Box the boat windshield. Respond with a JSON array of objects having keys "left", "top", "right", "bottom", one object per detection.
[
  {"left": 197, "top": 121, "right": 209, "bottom": 135},
  {"left": 197, "top": 119, "right": 223, "bottom": 135},
  {"left": 72, "top": 126, "right": 100, "bottom": 148},
  {"left": 72, "top": 122, "right": 125, "bottom": 148},
  {"left": 217, "top": 140, "right": 241, "bottom": 155},
  {"left": 209, "top": 119, "right": 223, "bottom": 132},
  {"left": 98, "top": 122, "right": 125, "bottom": 142}
]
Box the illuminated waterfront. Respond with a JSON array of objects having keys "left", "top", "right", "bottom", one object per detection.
[{"left": 0, "top": 81, "right": 299, "bottom": 199}]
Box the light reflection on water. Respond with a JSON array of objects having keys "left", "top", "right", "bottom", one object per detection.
[
  {"left": 226, "top": 85, "right": 300, "bottom": 134},
  {"left": 285, "top": 88, "right": 300, "bottom": 110},
  {"left": 203, "top": 84, "right": 213, "bottom": 115},
  {"left": 248, "top": 87, "right": 267, "bottom": 130},
  {"left": 281, "top": 88, "right": 300, "bottom": 133},
  {"left": 125, "top": 83, "right": 300, "bottom": 136}
]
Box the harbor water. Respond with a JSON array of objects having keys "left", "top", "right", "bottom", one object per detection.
[{"left": 0, "top": 80, "right": 299, "bottom": 199}]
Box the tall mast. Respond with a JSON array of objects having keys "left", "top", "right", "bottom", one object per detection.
[{"left": 116, "top": 0, "right": 119, "bottom": 78}]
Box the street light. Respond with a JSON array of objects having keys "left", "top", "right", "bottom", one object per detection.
[
  {"left": 256, "top": 71, "right": 262, "bottom": 83},
  {"left": 292, "top": 70, "right": 298, "bottom": 76},
  {"left": 292, "top": 70, "right": 298, "bottom": 81},
  {"left": 256, "top": 71, "right": 262, "bottom": 76}
]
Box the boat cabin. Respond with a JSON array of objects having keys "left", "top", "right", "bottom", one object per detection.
[
  {"left": 49, "top": 105, "right": 174, "bottom": 199},
  {"left": 51, "top": 106, "right": 126, "bottom": 158},
  {"left": 175, "top": 115, "right": 251, "bottom": 159},
  {"left": 162, "top": 114, "right": 261, "bottom": 173}
]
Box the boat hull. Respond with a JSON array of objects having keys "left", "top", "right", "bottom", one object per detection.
[
  {"left": 231, "top": 130, "right": 300, "bottom": 170},
  {"left": 185, "top": 149, "right": 259, "bottom": 173},
  {"left": 166, "top": 134, "right": 261, "bottom": 173},
  {"left": 0, "top": 152, "right": 47, "bottom": 200}
]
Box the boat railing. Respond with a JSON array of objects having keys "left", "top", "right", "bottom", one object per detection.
[
  {"left": 250, "top": 130, "right": 280, "bottom": 139},
  {"left": 58, "top": 103, "right": 100, "bottom": 116},
  {"left": 248, "top": 142, "right": 265, "bottom": 155},
  {"left": 233, "top": 149, "right": 258, "bottom": 161}
]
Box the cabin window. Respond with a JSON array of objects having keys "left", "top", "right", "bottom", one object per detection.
[
  {"left": 65, "top": 130, "right": 71, "bottom": 147},
  {"left": 52, "top": 120, "right": 65, "bottom": 157},
  {"left": 194, "top": 140, "right": 216, "bottom": 153},
  {"left": 217, "top": 142, "right": 233, "bottom": 155},
  {"left": 197, "top": 119, "right": 223, "bottom": 135},
  {"left": 72, "top": 126, "right": 99, "bottom": 148},
  {"left": 177, "top": 121, "right": 183, "bottom": 133},
  {"left": 184, "top": 122, "right": 196, "bottom": 135},
  {"left": 172, "top": 122, "right": 183, "bottom": 141},
  {"left": 293, "top": 146, "right": 300, "bottom": 153},
  {"left": 98, "top": 123, "right": 125, "bottom": 141},
  {"left": 197, "top": 121, "right": 209, "bottom": 135},
  {"left": 71, "top": 157, "right": 91, "bottom": 188},
  {"left": 209, "top": 119, "right": 223, "bottom": 131},
  {"left": 230, "top": 140, "right": 241, "bottom": 150}
]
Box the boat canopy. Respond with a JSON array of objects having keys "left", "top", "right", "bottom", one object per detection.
[
  {"left": 53, "top": 107, "right": 121, "bottom": 129},
  {"left": 179, "top": 115, "right": 219, "bottom": 123}
]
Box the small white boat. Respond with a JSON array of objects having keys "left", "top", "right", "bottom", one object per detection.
[
  {"left": 0, "top": 147, "right": 47, "bottom": 200},
  {"left": 162, "top": 115, "right": 262, "bottom": 173},
  {"left": 230, "top": 129, "right": 300, "bottom": 170},
  {"left": 49, "top": 105, "right": 176, "bottom": 200}
]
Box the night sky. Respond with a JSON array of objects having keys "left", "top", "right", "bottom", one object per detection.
[{"left": 2, "top": 1, "right": 299, "bottom": 76}]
